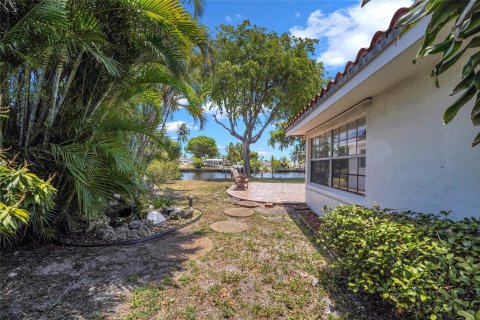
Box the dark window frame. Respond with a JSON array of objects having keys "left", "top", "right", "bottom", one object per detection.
[{"left": 310, "top": 118, "right": 366, "bottom": 196}]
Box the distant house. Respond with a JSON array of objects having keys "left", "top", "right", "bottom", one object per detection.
[
  {"left": 178, "top": 158, "right": 192, "bottom": 165},
  {"left": 203, "top": 159, "right": 224, "bottom": 166},
  {"left": 285, "top": 8, "right": 479, "bottom": 220}
]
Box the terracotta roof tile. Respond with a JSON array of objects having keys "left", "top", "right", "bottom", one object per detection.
[{"left": 285, "top": 7, "right": 410, "bottom": 131}]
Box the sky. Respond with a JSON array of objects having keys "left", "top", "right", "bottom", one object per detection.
[{"left": 167, "top": 0, "right": 413, "bottom": 160}]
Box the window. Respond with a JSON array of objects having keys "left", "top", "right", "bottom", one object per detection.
[{"left": 310, "top": 118, "right": 366, "bottom": 195}]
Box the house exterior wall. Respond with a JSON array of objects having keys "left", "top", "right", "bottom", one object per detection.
[{"left": 305, "top": 61, "right": 480, "bottom": 220}]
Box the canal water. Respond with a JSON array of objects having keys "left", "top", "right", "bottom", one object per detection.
[{"left": 181, "top": 171, "right": 305, "bottom": 180}]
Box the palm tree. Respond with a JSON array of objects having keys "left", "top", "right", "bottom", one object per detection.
[
  {"left": 290, "top": 140, "right": 306, "bottom": 169},
  {"left": 177, "top": 123, "right": 190, "bottom": 146},
  {"left": 0, "top": 0, "right": 211, "bottom": 245}
]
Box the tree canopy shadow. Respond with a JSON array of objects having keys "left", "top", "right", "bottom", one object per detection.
[{"left": 0, "top": 229, "right": 211, "bottom": 319}]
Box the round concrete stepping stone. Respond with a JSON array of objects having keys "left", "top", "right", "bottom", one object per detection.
[
  {"left": 210, "top": 220, "right": 250, "bottom": 233},
  {"left": 237, "top": 200, "right": 259, "bottom": 208},
  {"left": 223, "top": 208, "right": 255, "bottom": 218}
]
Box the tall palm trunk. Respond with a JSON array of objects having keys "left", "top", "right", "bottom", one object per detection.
[
  {"left": 19, "top": 66, "right": 31, "bottom": 149},
  {"left": 25, "top": 66, "right": 47, "bottom": 148},
  {"left": 43, "top": 61, "right": 64, "bottom": 146},
  {"left": 54, "top": 50, "right": 83, "bottom": 120}
]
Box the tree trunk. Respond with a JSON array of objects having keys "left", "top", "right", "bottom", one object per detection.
[
  {"left": 243, "top": 140, "right": 251, "bottom": 176},
  {"left": 19, "top": 66, "right": 31, "bottom": 150},
  {"left": 43, "top": 61, "right": 64, "bottom": 146}
]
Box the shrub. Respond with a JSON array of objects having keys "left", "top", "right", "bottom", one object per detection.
[
  {"left": 0, "top": 160, "right": 57, "bottom": 247},
  {"left": 146, "top": 160, "right": 181, "bottom": 184},
  {"left": 318, "top": 205, "right": 480, "bottom": 319},
  {"left": 152, "top": 197, "right": 175, "bottom": 209},
  {"left": 192, "top": 157, "right": 203, "bottom": 169}
]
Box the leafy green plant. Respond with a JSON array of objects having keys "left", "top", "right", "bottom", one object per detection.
[
  {"left": 192, "top": 157, "right": 203, "bottom": 169},
  {"left": 318, "top": 205, "right": 480, "bottom": 319},
  {"left": 146, "top": 160, "right": 181, "bottom": 184},
  {"left": 0, "top": 0, "right": 209, "bottom": 245},
  {"left": 0, "top": 159, "right": 56, "bottom": 246},
  {"left": 152, "top": 197, "right": 175, "bottom": 210}
]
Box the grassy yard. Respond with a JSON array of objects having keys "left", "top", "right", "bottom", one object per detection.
[
  {"left": 0, "top": 180, "right": 376, "bottom": 319},
  {"left": 123, "top": 180, "right": 337, "bottom": 320}
]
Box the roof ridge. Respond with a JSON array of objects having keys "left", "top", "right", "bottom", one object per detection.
[{"left": 286, "top": 7, "right": 410, "bottom": 131}]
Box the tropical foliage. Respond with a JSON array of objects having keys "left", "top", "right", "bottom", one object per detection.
[
  {"left": 0, "top": 0, "right": 209, "bottom": 245},
  {"left": 319, "top": 205, "right": 480, "bottom": 319},
  {"left": 146, "top": 160, "right": 181, "bottom": 184},
  {"left": 225, "top": 142, "right": 243, "bottom": 163},
  {"left": 363, "top": 0, "right": 480, "bottom": 146},
  {"left": 290, "top": 140, "right": 305, "bottom": 168},
  {"left": 206, "top": 21, "right": 324, "bottom": 175},
  {"left": 177, "top": 123, "right": 191, "bottom": 146},
  {"left": 0, "top": 157, "right": 56, "bottom": 246}
]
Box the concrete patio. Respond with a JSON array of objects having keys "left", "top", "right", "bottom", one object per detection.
[{"left": 227, "top": 182, "right": 305, "bottom": 204}]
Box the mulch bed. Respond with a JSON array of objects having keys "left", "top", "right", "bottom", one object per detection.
[
  {"left": 55, "top": 211, "right": 202, "bottom": 246},
  {"left": 297, "top": 210, "right": 322, "bottom": 231}
]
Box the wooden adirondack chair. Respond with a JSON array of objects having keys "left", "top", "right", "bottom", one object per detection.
[{"left": 230, "top": 168, "right": 248, "bottom": 190}]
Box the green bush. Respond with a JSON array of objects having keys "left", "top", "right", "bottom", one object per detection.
[
  {"left": 152, "top": 197, "right": 175, "bottom": 209},
  {"left": 318, "top": 205, "right": 480, "bottom": 319},
  {"left": 0, "top": 161, "right": 57, "bottom": 246},
  {"left": 192, "top": 157, "right": 203, "bottom": 169},
  {"left": 146, "top": 160, "right": 181, "bottom": 184}
]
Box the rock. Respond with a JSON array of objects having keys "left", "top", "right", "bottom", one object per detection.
[
  {"left": 169, "top": 207, "right": 182, "bottom": 220},
  {"left": 265, "top": 202, "right": 274, "bottom": 208},
  {"left": 8, "top": 272, "right": 17, "bottom": 277},
  {"left": 128, "top": 220, "right": 143, "bottom": 229},
  {"left": 86, "top": 215, "right": 111, "bottom": 233},
  {"left": 181, "top": 207, "right": 194, "bottom": 219},
  {"left": 142, "top": 219, "right": 154, "bottom": 228},
  {"left": 162, "top": 206, "right": 174, "bottom": 215},
  {"left": 109, "top": 199, "right": 121, "bottom": 207},
  {"left": 137, "top": 224, "right": 151, "bottom": 237},
  {"left": 128, "top": 229, "right": 140, "bottom": 239},
  {"left": 114, "top": 224, "right": 129, "bottom": 241},
  {"left": 96, "top": 225, "right": 116, "bottom": 241},
  {"left": 311, "top": 277, "right": 319, "bottom": 287},
  {"left": 147, "top": 211, "right": 166, "bottom": 225}
]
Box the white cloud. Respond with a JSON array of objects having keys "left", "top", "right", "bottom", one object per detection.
[
  {"left": 164, "top": 121, "right": 186, "bottom": 133},
  {"left": 164, "top": 121, "right": 199, "bottom": 133},
  {"left": 294, "top": 12, "right": 301, "bottom": 18},
  {"left": 225, "top": 14, "right": 243, "bottom": 24},
  {"left": 289, "top": 0, "right": 413, "bottom": 67},
  {"left": 202, "top": 101, "right": 226, "bottom": 119},
  {"left": 177, "top": 98, "right": 188, "bottom": 106}
]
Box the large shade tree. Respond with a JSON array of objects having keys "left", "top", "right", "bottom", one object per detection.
[
  {"left": 207, "top": 21, "right": 324, "bottom": 176},
  {"left": 185, "top": 135, "right": 218, "bottom": 158}
]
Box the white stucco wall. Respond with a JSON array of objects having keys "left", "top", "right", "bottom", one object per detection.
[
  {"left": 305, "top": 60, "right": 480, "bottom": 220},
  {"left": 365, "top": 61, "right": 479, "bottom": 219}
]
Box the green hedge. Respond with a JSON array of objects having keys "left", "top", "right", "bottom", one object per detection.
[
  {"left": 146, "top": 160, "right": 181, "bottom": 184},
  {"left": 318, "top": 206, "right": 480, "bottom": 319}
]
